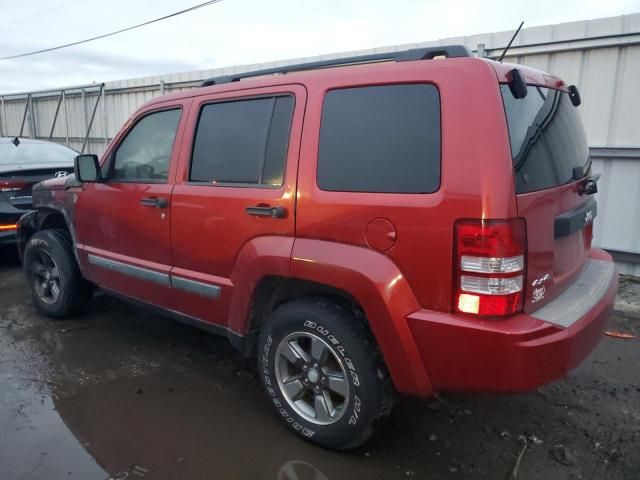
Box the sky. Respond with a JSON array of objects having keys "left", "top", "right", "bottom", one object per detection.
[{"left": 0, "top": 0, "right": 638, "bottom": 93}]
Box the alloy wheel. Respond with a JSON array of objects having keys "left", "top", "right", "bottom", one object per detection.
[
  {"left": 30, "top": 250, "right": 61, "bottom": 304},
  {"left": 275, "top": 331, "right": 350, "bottom": 425}
]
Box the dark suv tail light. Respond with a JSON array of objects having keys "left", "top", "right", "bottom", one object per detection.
[
  {"left": 0, "top": 180, "right": 29, "bottom": 192},
  {"left": 453, "top": 218, "right": 526, "bottom": 316}
]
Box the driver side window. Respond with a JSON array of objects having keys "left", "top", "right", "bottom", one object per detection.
[{"left": 112, "top": 108, "right": 181, "bottom": 182}]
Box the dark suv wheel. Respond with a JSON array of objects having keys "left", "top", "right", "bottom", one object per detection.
[
  {"left": 258, "top": 297, "right": 394, "bottom": 450},
  {"left": 23, "top": 229, "right": 92, "bottom": 318}
]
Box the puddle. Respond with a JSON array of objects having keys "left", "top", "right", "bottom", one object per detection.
[
  {"left": 0, "top": 261, "right": 428, "bottom": 479},
  {"left": 0, "top": 373, "right": 108, "bottom": 479},
  {"left": 2, "top": 257, "right": 638, "bottom": 479}
]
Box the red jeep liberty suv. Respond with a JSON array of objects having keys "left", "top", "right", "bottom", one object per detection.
[{"left": 17, "top": 45, "right": 617, "bottom": 450}]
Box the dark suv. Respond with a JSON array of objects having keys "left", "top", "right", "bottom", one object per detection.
[{"left": 18, "top": 46, "right": 617, "bottom": 450}]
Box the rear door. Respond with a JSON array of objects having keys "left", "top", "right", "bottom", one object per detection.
[
  {"left": 169, "top": 85, "right": 305, "bottom": 326},
  {"left": 294, "top": 79, "right": 447, "bottom": 311},
  {"left": 75, "top": 103, "right": 188, "bottom": 308},
  {"left": 501, "top": 84, "right": 596, "bottom": 312}
]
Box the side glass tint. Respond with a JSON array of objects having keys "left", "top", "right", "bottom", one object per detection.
[
  {"left": 112, "top": 109, "right": 181, "bottom": 182},
  {"left": 190, "top": 96, "right": 294, "bottom": 186},
  {"left": 317, "top": 84, "right": 441, "bottom": 194}
]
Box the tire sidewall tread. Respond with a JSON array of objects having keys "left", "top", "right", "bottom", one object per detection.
[
  {"left": 23, "top": 229, "right": 90, "bottom": 318},
  {"left": 258, "top": 297, "right": 393, "bottom": 450}
]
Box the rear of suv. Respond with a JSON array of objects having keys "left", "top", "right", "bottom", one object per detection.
[
  {"left": 0, "top": 138, "right": 75, "bottom": 245},
  {"left": 17, "top": 46, "right": 617, "bottom": 449}
]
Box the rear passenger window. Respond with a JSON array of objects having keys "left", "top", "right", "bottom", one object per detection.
[
  {"left": 317, "top": 84, "right": 441, "bottom": 193},
  {"left": 190, "top": 96, "right": 294, "bottom": 186}
]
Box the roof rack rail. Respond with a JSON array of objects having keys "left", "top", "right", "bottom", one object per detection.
[{"left": 201, "top": 44, "right": 471, "bottom": 87}]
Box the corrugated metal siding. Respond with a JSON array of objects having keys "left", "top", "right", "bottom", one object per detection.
[{"left": 1, "top": 13, "right": 639, "bottom": 274}]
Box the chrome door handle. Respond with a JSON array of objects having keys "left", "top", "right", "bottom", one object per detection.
[{"left": 140, "top": 197, "right": 169, "bottom": 208}]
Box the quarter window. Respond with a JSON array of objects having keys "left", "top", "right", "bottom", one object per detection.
[
  {"left": 317, "top": 84, "right": 441, "bottom": 193},
  {"left": 190, "top": 96, "right": 294, "bottom": 186},
  {"left": 112, "top": 109, "right": 181, "bottom": 182}
]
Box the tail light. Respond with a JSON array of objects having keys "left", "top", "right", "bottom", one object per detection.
[
  {"left": 0, "top": 180, "right": 29, "bottom": 192},
  {"left": 585, "top": 222, "right": 594, "bottom": 248},
  {"left": 453, "top": 218, "right": 526, "bottom": 316}
]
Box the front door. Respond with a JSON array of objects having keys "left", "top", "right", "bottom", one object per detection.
[
  {"left": 169, "top": 85, "right": 306, "bottom": 327},
  {"left": 75, "top": 103, "right": 189, "bottom": 308}
]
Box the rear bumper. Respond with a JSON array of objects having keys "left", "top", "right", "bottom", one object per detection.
[
  {"left": 0, "top": 229, "right": 17, "bottom": 245},
  {"left": 406, "top": 248, "right": 617, "bottom": 393}
]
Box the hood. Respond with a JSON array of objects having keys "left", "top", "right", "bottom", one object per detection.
[{"left": 35, "top": 173, "right": 79, "bottom": 191}]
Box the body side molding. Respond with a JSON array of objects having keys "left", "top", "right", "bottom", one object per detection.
[
  {"left": 88, "top": 252, "right": 224, "bottom": 299},
  {"left": 171, "top": 275, "right": 221, "bottom": 299},
  {"left": 88, "top": 254, "right": 170, "bottom": 286}
]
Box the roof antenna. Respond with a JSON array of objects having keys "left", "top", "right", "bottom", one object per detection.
[
  {"left": 498, "top": 21, "right": 524, "bottom": 62},
  {"left": 12, "top": 137, "right": 20, "bottom": 147}
]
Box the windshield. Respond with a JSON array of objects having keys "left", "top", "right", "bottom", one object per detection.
[
  {"left": 500, "top": 85, "right": 590, "bottom": 194},
  {"left": 0, "top": 141, "right": 77, "bottom": 165}
]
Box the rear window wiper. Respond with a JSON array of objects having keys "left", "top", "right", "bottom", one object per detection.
[{"left": 572, "top": 157, "right": 592, "bottom": 181}]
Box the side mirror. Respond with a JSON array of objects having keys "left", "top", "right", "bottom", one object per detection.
[{"left": 74, "top": 154, "right": 101, "bottom": 183}]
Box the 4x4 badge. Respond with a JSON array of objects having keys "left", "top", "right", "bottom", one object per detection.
[
  {"left": 584, "top": 210, "right": 594, "bottom": 225},
  {"left": 532, "top": 273, "right": 551, "bottom": 287},
  {"left": 531, "top": 273, "right": 551, "bottom": 303}
]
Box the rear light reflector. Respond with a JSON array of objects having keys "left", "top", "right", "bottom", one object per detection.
[
  {"left": 454, "top": 219, "right": 526, "bottom": 317},
  {"left": 0, "top": 180, "right": 29, "bottom": 192},
  {"left": 585, "top": 222, "right": 594, "bottom": 248}
]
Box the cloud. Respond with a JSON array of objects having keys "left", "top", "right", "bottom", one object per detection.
[
  {"left": 1, "top": 0, "right": 638, "bottom": 93},
  {"left": 0, "top": 47, "right": 200, "bottom": 92}
]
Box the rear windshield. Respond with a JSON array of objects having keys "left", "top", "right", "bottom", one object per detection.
[
  {"left": 501, "top": 85, "right": 590, "bottom": 194},
  {"left": 0, "top": 141, "right": 76, "bottom": 165}
]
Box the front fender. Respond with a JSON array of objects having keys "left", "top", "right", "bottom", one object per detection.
[
  {"left": 16, "top": 201, "right": 80, "bottom": 271},
  {"left": 16, "top": 210, "right": 38, "bottom": 261},
  {"left": 289, "top": 238, "right": 433, "bottom": 397},
  {"left": 32, "top": 188, "right": 79, "bottom": 245}
]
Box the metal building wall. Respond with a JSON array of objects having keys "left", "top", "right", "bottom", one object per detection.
[{"left": 1, "top": 13, "right": 639, "bottom": 274}]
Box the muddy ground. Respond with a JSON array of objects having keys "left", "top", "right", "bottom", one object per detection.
[{"left": 1, "top": 246, "right": 638, "bottom": 480}]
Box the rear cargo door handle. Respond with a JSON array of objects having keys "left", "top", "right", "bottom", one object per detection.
[
  {"left": 245, "top": 205, "right": 286, "bottom": 218},
  {"left": 554, "top": 197, "right": 597, "bottom": 238},
  {"left": 140, "top": 197, "right": 169, "bottom": 209}
]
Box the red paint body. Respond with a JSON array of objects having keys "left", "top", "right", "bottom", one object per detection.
[{"left": 40, "top": 57, "right": 616, "bottom": 397}]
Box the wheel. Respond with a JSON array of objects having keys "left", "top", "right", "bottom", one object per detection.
[
  {"left": 258, "top": 297, "right": 394, "bottom": 450},
  {"left": 23, "top": 229, "right": 92, "bottom": 318}
]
